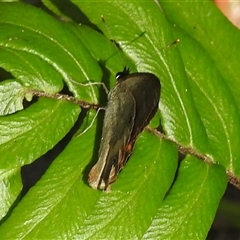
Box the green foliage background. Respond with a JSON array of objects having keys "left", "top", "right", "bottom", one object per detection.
[{"left": 0, "top": 1, "right": 239, "bottom": 239}]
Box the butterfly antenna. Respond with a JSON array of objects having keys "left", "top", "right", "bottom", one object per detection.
[
  {"left": 160, "top": 39, "right": 180, "bottom": 51},
  {"left": 101, "top": 15, "right": 126, "bottom": 69}
]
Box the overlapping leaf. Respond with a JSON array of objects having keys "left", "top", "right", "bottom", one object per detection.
[
  {"left": 0, "top": 98, "right": 80, "bottom": 219},
  {"left": 159, "top": 1, "right": 240, "bottom": 113},
  {"left": 143, "top": 156, "right": 227, "bottom": 240},
  {"left": 174, "top": 29, "right": 240, "bottom": 175},
  {"left": 0, "top": 2, "right": 102, "bottom": 102}
]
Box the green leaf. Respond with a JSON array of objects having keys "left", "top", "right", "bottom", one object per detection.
[
  {"left": 0, "top": 80, "right": 26, "bottom": 115},
  {"left": 174, "top": 28, "right": 240, "bottom": 175},
  {"left": 143, "top": 156, "right": 227, "bottom": 240},
  {"left": 0, "top": 2, "right": 102, "bottom": 102},
  {"left": 0, "top": 98, "right": 80, "bottom": 219},
  {"left": 159, "top": 1, "right": 240, "bottom": 113},
  {"left": 0, "top": 47, "right": 63, "bottom": 93},
  {"left": 66, "top": 23, "right": 136, "bottom": 90}
]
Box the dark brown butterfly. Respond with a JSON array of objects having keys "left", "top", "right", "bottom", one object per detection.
[{"left": 88, "top": 67, "right": 160, "bottom": 190}]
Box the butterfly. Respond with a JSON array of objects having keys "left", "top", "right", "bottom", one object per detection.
[{"left": 88, "top": 67, "right": 160, "bottom": 190}]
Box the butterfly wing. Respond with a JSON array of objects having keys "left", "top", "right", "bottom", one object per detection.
[
  {"left": 88, "top": 84, "right": 136, "bottom": 190},
  {"left": 119, "top": 72, "right": 161, "bottom": 142},
  {"left": 88, "top": 72, "right": 160, "bottom": 190}
]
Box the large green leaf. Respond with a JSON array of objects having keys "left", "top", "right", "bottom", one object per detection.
[
  {"left": 159, "top": 1, "right": 240, "bottom": 113},
  {"left": 143, "top": 156, "right": 227, "bottom": 240},
  {"left": 0, "top": 2, "right": 102, "bottom": 102},
  {"left": 0, "top": 98, "right": 80, "bottom": 219},
  {"left": 174, "top": 28, "right": 240, "bottom": 175},
  {"left": 0, "top": 47, "right": 63, "bottom": 93},
  {"left": 0, "top": 1, "right": 234, "bottom": 239}
]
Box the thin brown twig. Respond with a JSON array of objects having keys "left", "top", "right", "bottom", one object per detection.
[
  {"left": 227, "top": 170, "right": 240, "bottom": 189},
  {"left": 145, "top": 126, "right": 240, "bottom": 190},
  {"left": 30, "top": 90, "right": 106, "bottom": 110}
]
